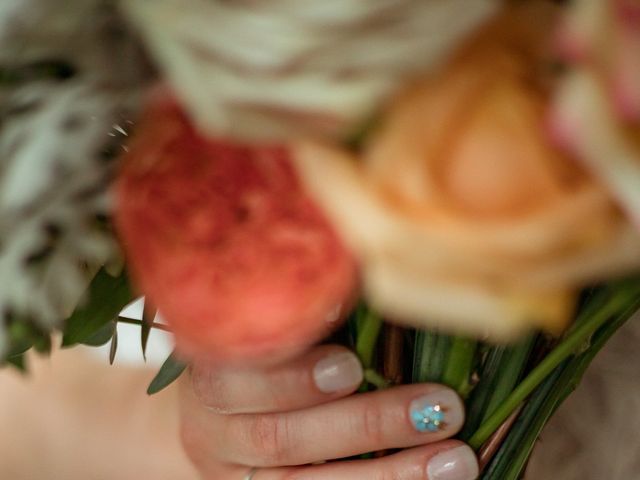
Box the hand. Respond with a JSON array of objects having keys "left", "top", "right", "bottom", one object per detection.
[{"left": 179, "top": 344, "right": 478, "bottom": 479}]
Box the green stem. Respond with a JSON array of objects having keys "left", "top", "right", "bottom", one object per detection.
[
  {"left": 460, "top": 345, "right": 509, "bottom": 440},
  {"left": 482, "top": 285, "right": 640, "bottom": 479},
  {"left": 412, "top": 331, "right": 437, "bottom": 383},
  {"left": 413, "top": 331, "right": 452, "bottom": 383},
  {"left": 355, "top": 308, "right": 383, "bottom": 369},
  {"left": 442, "top": 337, "right": 477, "bottom": 397},
  {"left": 117, "top": 316, "right": 172, "bottom": 333},
  {"left": 481, "top": 335, "right": 535, "bottom": 424},
  {"left": 364, "top": 369, "right": 391, "bottom": 389},
  {"left": 481, "top": 361, "right": 568, "bottom": 479},
  {"left": 469, "top": 287, "right": 637, "bottom": 450}
]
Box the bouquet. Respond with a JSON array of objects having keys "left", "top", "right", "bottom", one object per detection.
[{"left": 1, "top": 1, "right": 639, "bottom": 479}]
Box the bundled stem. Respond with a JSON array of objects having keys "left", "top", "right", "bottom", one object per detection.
[
  {"left": 480, "top": 280, "right": 640, "bottom": 479},
  {"left": 469, "top": 281, "right": 640, "bottom": 450},
  {"left": 405, "top": 278, "right": 639, "bottom": 478}
]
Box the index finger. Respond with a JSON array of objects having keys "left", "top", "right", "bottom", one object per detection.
[{"left": 190, "top": 344, "right": 363, "bottom": 414}]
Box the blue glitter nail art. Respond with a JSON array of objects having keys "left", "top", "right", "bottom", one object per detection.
[{"left": 411, "top": 403, "right": 445, "bottom": 432}]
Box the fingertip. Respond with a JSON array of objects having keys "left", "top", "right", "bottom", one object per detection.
[
  {"left": 408, "top": 385, "right": 466, "bottom": 437},
  {"left": 312, "top": 348, "right": 364, "bottom": 395},
  {"left": 425, "top": 443, "right": 479, "bottom": 480}
]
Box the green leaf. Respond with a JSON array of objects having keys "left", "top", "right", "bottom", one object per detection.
[
  {"left": 33, "top": 334, "right": 52, "bottom": 355},
  {"left": 460, "top": 345, "right": 511, "bottom": 441},
  {"left": 481, "top": 335, "right": 536, "bottom": 424},
  {"left": 62, "top": 268, "right": 133, "bottom": 347},
  {"left": 147, "top": 352, "right": 188, "bottom": 395},
  {"left": 2, "top": 318, "right": 49, "bottom": 365},
  {"left": 109, "top": 327, "right": 118, "bottom": 365},
  {"left": 412, "top": 331, "right": 452, "bottom": 384},
  {"left": 6, "top": 354, "right": 28, "bottom": 373},
  {"left": 81, "top": 320, "right": 117, "bottom": 347},
  {"left": 140, "top": 301, "right": 156, "bottom": 361},
  {"left": 7, "top": 336, "right": 33, "bottom": 359}
]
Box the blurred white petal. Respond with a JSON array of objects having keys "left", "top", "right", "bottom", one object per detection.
[{"left": 122, "top": 0, "right": 498, "bottom": 141}]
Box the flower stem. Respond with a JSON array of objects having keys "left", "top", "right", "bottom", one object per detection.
[
  {"left": 364, "top": 369, "right": 390, "bottom": 389},
  {"left": 442, "top": 337, "right": 477, "bottom": 397},
  {"left": 481, "top": 284, "right": 640, "bottom": 479},
  {"left": 469, "top": 284, "right": 639, "bottom": 450},
  {"left": 412, "top": 331, "right": 452, "bottom": 383},
  {"left": 117, "top": 316, "right": 172, "bottom": 333},
  {"left": 355, "top": 307, "right": 383, "bottom": 369},
  {"left": 481, "top": 335, "right": 535, "bottom": 424}
]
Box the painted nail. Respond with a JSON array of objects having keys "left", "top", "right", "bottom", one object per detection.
[
  {"left": 409, "top": 389, "right": 464, "bottom": 433},
  {"left": 313, "top": 351, "right": 363, "bottom": 393},
  {"left": 427, "top": 445, "right": 479, "bottom": 480}
]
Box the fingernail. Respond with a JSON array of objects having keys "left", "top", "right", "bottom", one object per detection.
[
  {"left": 313, "top": 351, "right": 363, "bottom": 393},
  {"left": 409, "top": 389, "right": 464, "bottom": 433},
  {"left": 427, "top": 445, "right": 479, "bottom": 480}
]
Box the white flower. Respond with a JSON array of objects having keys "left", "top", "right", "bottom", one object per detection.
[{"left": 122, "top": 0, "right": 498, "bottom": 141}]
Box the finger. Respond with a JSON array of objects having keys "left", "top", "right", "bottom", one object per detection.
[
  {"left": 253, "top": 441, "right": 479, "bottom": 480},
  {"left": 190, "top": 344, "right": 363, "bottom": 414},
  {"left": 212, "top": 384, "right": 465, "bottom": 467}
]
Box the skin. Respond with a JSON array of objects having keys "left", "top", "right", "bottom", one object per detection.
[
  {"left": 180, "top": 344, "right": 472, "bottom": 480},
  {"left": 0, "top": 344, "right": 471, "bottom": 479},
  {"left": 0, "top": 347, "right": 199, "bottom": 480}
]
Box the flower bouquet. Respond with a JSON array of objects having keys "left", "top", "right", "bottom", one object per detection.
[{"left": 1, "top": 1, "right": 639, "bottom": 479}]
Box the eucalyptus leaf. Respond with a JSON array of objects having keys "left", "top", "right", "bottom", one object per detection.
[
  {"left": 82, "top": 320, "right": 117, "bottom": 347},
  {"left": 3, "top": 318, "right": 47, "bottom": 364},
  {"left": 62, "top": 268, "right": 133, "bottom": 347},
  {"left": 6, "top": 354, "right": 27, "bottom": 373},
  {"left": 109, "top": 327, "right": 118, "bottom": 365},
  {"left": 147, "top": 352, "right": 187, "bottom": 395},
  {"left": 140, "top": 301, "right": 156, "bottom": 361},
  {"left": 7, "top": 337, "right": 33, "bottom": 359}
]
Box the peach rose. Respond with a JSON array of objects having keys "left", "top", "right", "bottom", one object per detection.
[{"left": 291, "top": 6, "right": 640, "bottom": 340}]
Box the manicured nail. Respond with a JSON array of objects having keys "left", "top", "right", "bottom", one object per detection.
[
  {"left": 427, "top": 445, "right": 479, "bottom": 480},
  {"left": 313, "top": 351, "right": 363, "bottom": 393},
  {"left": 409, "top": 389, "right": 464, "bottom": 433}
]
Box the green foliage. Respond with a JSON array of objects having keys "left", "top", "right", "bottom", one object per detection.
[
  {"left": 478, "top": 277, "right": 640, "bottom": 479},
  {"left": 412, "top": 331, "right": 452, "bottom": 384},
  {"left": 442, "top": 337, "right": 477, "bottom": 398},
  {"left": 405, "top": 277, "right": 640, "bottom": 478},
  {"left": 147, "top": 352, "right": 188, "bottom": 395},
  {"left": 2, "top": 317, "right": 53, "bottom": 371},
  {"left": 6, "top": 354, "right": 27, "bottom": 372},
  {"left": 140, "top": 302, "right": 157, "bottom": 361},
  {"left": 62, "top": 268, "right": 133, "bottom": 347},
  {"left": 459, "top": 336, "right": 535, "bottom": 441},
  {"left": 109, "top": 326, "right": 119, "bottom": 365},
  {"left": 81, "top": 320, "right": 117, "bottom": 347}
]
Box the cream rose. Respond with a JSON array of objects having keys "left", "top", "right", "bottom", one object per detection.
[{"left": 291, "top": 7, "right": 640, "bottom": 340}]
